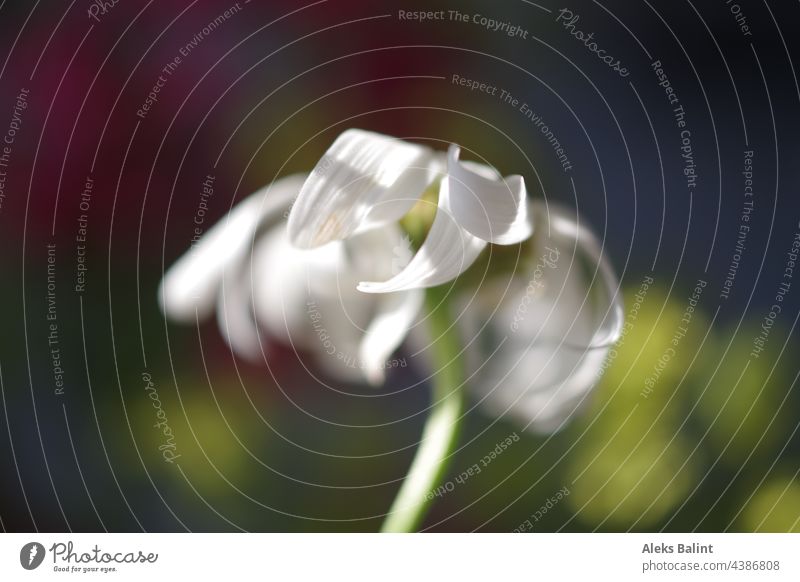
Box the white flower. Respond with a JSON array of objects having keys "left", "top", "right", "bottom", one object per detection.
[
  {"left": 287, "top": 129, "right": 533, "bottom": 291},
  {"left": 458, "top": 200, "right": 623, "bottom": 433},
  {"left": 160, "top": 129, "right": 623, "bottom": 432},
  {"left": 158, "top": 173, "right": 422, "bottom": 385}
]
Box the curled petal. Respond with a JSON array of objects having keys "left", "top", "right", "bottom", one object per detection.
[
  {"left": 158, "top": 174, "right": 304, "bottom": 322},
  {"left": 216, "top": 262, "right": 262, "bottom": 361},
  {"left": 471, "top": 200, "right": 623, "bottom": 433},
  {"left": 358, "top": 289, "right": 424, "bottom": 385},
  {"left": 357, "top": 176, "right": 487, "bottom": 293},
  {"left": 509, "top": 200, "right": 623, "bottom": 350},
  {"left": 446, "top": 145, "right": 532, "bottom": 245},
  {"left": 545, "top": 203, "right": 623, "bottom": 349},
  {"left": 288, "top": 129, "right": 440, "bottom": 249}
]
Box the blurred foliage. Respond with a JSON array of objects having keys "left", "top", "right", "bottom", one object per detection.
[
  {"left": 3, "top": 233, "right": 798, "bottom": 531},
  {"left": 742, "top": 475, "right": 800, "bottom": 532},
  {"left": 553, "top": 284, "right": 799, "bottom": 532},
  {"left": 690, "top": 324, "right": 791, "bottom": 468},
  {"left": 565, "top": 286, "right": 705, "bottom": 528}
]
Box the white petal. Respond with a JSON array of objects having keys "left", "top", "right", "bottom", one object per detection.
[
  {"left": 505, "top": 200, "right": 622, "bottom": 350},
  {"left": 481, "top": 346, "right": 608, "bottom": 434},
  {"left": 251, "top": 226, "right": 343, "bottom": 349},
  {"left": 357, "top": 176, "right": 487, "bottom": 293},
  {"left": 252, "top": 223, "right": 413, "bottom": 383},
  {"left": 358, "top": 289, "right": 424, "bottom": 385},
  {"left": 470, "top": 200, "right": 623, "bottom": 433},
  {"left": 446, "top": 145, "right": 532, "bottom": 245},
  {"left": 545, "top": 203, "right": 624, "bottom": 348},
  {"left": 287, "top": 129, "right": 439, "bottom": 248},
  {"left": 158, "top": 174, "right": 305, "bottom": 322},
  {"left": 216, "top": 261, "right": 262, "bottom": 360}
]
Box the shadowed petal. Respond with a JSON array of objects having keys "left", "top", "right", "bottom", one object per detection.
[{"left": 470, "top": 200, "right": 623, "bottom": 433}]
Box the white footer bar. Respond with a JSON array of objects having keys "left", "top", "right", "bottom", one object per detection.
[{"left": 1, "top": 533, "right": 797, "bottom": 581}]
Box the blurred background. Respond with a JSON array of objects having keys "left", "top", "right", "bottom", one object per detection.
[{"left": 0, "top": 0, "right": 799, "bottom": 532}]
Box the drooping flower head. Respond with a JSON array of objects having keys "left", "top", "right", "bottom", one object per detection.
[
  {"left": 160, "top": 129, "right": 623, "bottom": 432},
  {"left": 288, "top": 129, "right": 533, "bottom": 291}
]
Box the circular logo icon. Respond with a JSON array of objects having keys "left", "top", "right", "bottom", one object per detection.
[{"left": 19, "top": 542, "right": 45, "bottom": 570}]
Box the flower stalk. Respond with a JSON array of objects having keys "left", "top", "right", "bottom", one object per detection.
[{"left": 381, "top": 285, "right": 464, "bottom": 532}]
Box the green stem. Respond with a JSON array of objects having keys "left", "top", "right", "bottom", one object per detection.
[{"left": 381, "top": 287, "right": 465, "bottom": 533}]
